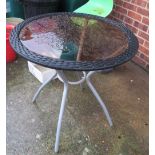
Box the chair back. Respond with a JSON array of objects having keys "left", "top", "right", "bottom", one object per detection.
[{"left": 74, "top": 0, "right": 114, "bottom": 17}]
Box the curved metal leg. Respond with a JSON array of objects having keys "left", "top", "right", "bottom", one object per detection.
[
  {"left": 32, "top": 73, "right": 57, "bottom": 103},
  {"left": 75, "top": 71, "right": 85, "bottom": 90},
  {"left": 55, "top": 70, "right": 69, "bottom": 153},
  {"left": 33, "top": 69, "right": 113, "bottom": 153},
  {"left": 86, "top": 71, "right": 113, "bottom": 127}
]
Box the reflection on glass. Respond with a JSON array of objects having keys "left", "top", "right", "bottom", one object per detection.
[{"left": 19, "top": 15, "right": 128, "bottom": 61}]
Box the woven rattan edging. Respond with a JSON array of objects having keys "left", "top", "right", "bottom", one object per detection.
[{"left": 10, "top": 12, "right": 139, "bottom": 71}]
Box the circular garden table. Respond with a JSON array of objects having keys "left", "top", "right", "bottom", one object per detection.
[{"left": 10, "top": 12, "right": 139, "bottom": 153}]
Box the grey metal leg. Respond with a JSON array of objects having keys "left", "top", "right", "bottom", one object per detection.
[
  {"left": 32, "top": 73, "right": 57, "bottom": 103},
  {"left": 54, "top": 70, "right": 69, "bottom": 153},
  {"left": 33, "top": 69, "right": 113, "bottom": 153},
  {"left": 86, "top": 71, "right": 113, "bottom": 127},
  {"left": 75, "top": 71, "right": 85, "bottom": 90}
]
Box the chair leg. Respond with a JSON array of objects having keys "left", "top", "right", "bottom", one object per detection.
[
  {"left": 32, "top": 73, "right": 57, "bottom": 103},
  {"left": 86, "top": 71, "right": 113, "bottom": 127},
  {"left": 54, "top": 70, "right": 69, "bottom": 153}
]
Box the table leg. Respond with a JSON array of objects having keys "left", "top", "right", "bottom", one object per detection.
[
  {"left": 86, "top": 71, "right": 113, "bottom": 127},
  {"left": 32, "top": 73, "right": 57, "bottom": 103},
  {"left": 55, "top": 70, "right": 69, "bottom": 153},
  {"left": 33, "top": 70, "right": 112, "bottom": 153},
  {"left": 75, "top": 71, "right": 85, "bottom": 90}
]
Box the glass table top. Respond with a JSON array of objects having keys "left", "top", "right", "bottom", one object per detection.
[
  {"left": 19, "top": 14, "right": 128, "bottom": 62},
  {"left": 10, "top": 13, "right": 138, "bottom": 71}
]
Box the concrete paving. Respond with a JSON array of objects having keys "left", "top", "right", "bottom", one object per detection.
[{"left": 6, "top": 57, "right": 149, "bottom": 155}]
